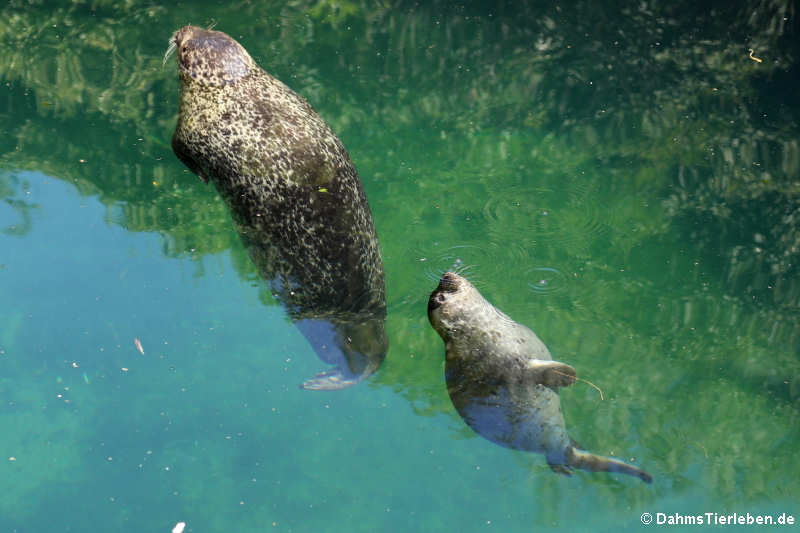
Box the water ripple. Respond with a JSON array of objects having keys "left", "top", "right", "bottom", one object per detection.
[
  {"left": 526, "top": 266, "right": 568, "bottom": 295},
  {"left": 483, "top": 181, "right": 609, "bottom": 253},
  {"left": 411, "top": 243, "right": 501, "bottom": 287}
]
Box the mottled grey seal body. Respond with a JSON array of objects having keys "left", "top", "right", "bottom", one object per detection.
[
  {"left": 169, "top": 26, "right": 387, "bottom": 389},
  {"left": 428, "top": 272, "right": 652, "bottom": 483}
]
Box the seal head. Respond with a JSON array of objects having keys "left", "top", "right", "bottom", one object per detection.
[
  {"left": 172, "top": 26, "right": 254, "bottom": 86},
  {"left": 428, "top": 272, "right": 652, "bottom": 483}
]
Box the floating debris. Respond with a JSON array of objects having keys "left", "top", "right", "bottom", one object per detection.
[{"left": 748, "top": 48, "right": 763, "bottom": 63}]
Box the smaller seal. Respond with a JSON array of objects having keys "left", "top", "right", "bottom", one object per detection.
[{"left": 428, "top": 272, "right": 652, "bottom": 483}]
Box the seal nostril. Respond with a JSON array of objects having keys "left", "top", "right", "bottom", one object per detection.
[{"left": 439, "top": 272, "right": 460, "bottom": 293}]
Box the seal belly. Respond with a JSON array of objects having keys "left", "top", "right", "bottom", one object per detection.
[{"left": 447, "top": 365, "right": 570, "bottom": 454}]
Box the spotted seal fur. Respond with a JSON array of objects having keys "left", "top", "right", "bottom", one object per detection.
[
  {"left": 169, "top": 26, "right": 387, "bottom": 389},
  {"left": 428, "top": 272, "right": 652, "bottom": 483}
]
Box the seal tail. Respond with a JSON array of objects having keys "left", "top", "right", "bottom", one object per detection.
[{"left": 567, "top": 447, "right": 653, "bottom": 483}]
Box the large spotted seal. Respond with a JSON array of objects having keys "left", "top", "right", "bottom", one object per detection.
[
  {"left": 168, "top": 26, "right": 387, "bottom": 390},
  {"left": 428, "top": 272, "right": 652, "bottom": 483}
]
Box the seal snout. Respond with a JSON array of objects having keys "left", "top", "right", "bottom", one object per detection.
[
  {"left": 438, "top": 271, "right": 462, "bottom": 293},
  {"left": 174, "top": 25, "right": 194, "bottom": 46},
  {"left": 428, "top": 272, "right": 462, "bottom": 316},
  {"left": 170, "top": 26, "right": 200, "bottom": 62}
]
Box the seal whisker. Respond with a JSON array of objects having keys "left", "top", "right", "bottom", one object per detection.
[{"left": 162, "top": 31, "right": 178, "bottom": 67}]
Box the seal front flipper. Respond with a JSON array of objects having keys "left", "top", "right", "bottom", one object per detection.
[{"left": 525, "top": 360, "right": 576, "bottom": 388}]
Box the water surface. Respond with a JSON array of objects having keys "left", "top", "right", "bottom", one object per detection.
[{"left": 1, "top": 1, "right": 798, "bottom": 531}]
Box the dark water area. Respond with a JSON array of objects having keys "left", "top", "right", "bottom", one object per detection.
[{"left": 1, "top": 1, "right": 798, "bottom": 532}]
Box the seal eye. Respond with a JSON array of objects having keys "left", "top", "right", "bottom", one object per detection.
[{"left": 427, "top": 291, "right": 447, "bottom": 314}]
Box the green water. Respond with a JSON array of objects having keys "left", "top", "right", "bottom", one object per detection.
[{"left": 1, "top": 1, "right": 798, "bottom": 532}]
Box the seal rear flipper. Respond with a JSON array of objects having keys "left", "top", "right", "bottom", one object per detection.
[
  {"left": 548, "top": 463, "right": 573, "bottom": 476},
  {"left": 300, "top": 368, "right": 364, "bottom": 391},
  {"left": 567, "top": 447, "right": 653, "bottom": 484},
  {"left": 525, "top": 360, "right": 576, "bottom": 388},
  {"left": 570, "top": 437, "right": 585, "bottom": 450}
]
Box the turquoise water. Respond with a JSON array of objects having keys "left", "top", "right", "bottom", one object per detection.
[{"left": 1, "top": 1, "right": 798, "bottom": 532}]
